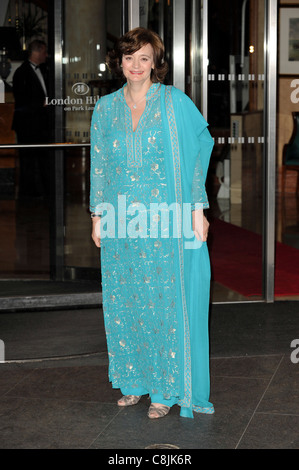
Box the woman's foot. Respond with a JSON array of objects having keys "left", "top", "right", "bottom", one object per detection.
[
  {"left": 117, "top": 395, "right": 141, "bottom": 407},
  {"left": 148, "top": 403, "right": 170, "bottom": 419}
]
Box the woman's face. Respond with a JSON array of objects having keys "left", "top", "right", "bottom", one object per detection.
[{"left": 121, "top": 43, "right": 155, "bottom": 84}]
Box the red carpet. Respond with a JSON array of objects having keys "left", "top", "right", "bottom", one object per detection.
[{"left": 208, "top": 218, "right": 299, "bottom": 297}]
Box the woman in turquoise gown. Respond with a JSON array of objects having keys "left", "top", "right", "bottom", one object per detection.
[{"left": 90, "top": 28, "right": 214, "bottom": 419}]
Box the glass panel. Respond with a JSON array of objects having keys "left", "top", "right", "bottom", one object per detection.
[
  {"left": 186, "top": 0, "right": 203, "bottom": 110},
  {"left": 62, "top": 0, "right": 123, "bottom": 279},
  {"left": 62, "top": 0, "right": 122, "bottom": 144},
  {"left": 141, "top": 0, "right": 265, "bottom": 302},
  {"left": 139, "top": 0, "right": 203, "bottom": 106},
  {"left": 207, "top": 0, "right": 264, "bottom": 301},
  {"left": 0, "top": 0, "right": 123, "bottom": 284},
  {"left": 0, "top": 0, "right": 51, "bottom": 280},
  {"left": 276, "top": 4, "right": 299, "bottom": 301},
  {"left": 139, "top": 0, "right": 173, "bottom": 85}
]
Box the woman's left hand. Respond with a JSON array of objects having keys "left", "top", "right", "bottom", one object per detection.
[{"left": 192, "top": 209, "right": 209, "bottom": 242}]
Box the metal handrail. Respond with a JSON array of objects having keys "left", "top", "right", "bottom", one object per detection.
[{"left": 0, "top": 143, "right": 91, "bottom": 149}]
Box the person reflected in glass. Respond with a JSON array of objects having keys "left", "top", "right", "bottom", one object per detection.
[
  {"left": 12, "top": 39, "right": 51, "bottom": 198},
  {"left": 90, "top": 28, "right": 214, "bottom": 419}
]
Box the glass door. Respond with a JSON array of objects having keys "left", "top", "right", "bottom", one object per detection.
[
  {"left": 206, "top": 0, "right": 266, "bottom": 302},
  {"left": 0, "top": 0, "right": 278, "bottom": 306},
  {"left": 0, "top": 0, "right": 52, "bottom": 283},
  {"left": 0, "top": 0, "right": 125, "bottom": 306},
  {"left": 138, "top": 0, "right": 277, "bottom": 303},
  {"left": 58, "top": 0, "right": 124, "bottom": 282}
]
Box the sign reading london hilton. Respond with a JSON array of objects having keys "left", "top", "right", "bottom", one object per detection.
[{"left": 45, "top": 82, "right": 99, "bottom": 111}]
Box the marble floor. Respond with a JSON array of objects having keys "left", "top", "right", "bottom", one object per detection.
[{"left": 0, "top": 300, "right": 298, "bottom": 449}]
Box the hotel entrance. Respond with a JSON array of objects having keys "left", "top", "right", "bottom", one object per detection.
[{"left": 0, "top": 0, "right": 292, "bottom": 310}]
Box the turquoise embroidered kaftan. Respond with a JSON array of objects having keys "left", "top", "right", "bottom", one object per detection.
[{"left": 90, "top": 82, "right": 214, "bottom": 418}]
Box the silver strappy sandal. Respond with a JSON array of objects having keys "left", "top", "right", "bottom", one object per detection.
[
  {"left": 148, "top": 403, "right": 170, "bottom": 419},
  {"left": 117, "top": 395, "right": 141, "bottom": 407}
]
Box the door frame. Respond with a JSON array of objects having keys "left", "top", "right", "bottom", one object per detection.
[
  {"left": 128, "top": 0, "right": 278, "bottom": 303},
  {"left": 0, "top": 0, "right": 278, "bottom": 305}
]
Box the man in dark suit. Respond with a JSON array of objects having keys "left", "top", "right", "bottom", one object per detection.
[{"left": 12, "top": 39, "right": 51, "bottom": 197}]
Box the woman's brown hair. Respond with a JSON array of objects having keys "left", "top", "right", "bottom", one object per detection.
[{"left": 107, "top": 27, "right": 168, "bottom": 83}]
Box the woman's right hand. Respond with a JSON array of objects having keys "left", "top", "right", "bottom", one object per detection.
[{"left": 91, "top": 217, "right": 101, "bottom": 248}]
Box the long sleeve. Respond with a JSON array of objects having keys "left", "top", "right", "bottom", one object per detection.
[
  {"left": 170, "top": 87, "right": 214, "bottom": 210},
  {"left": 89, "top": 99, "right": 108, "bottom": 216},
  {"left": 191, "top": 127, "right": 214, "bottom": 210}
]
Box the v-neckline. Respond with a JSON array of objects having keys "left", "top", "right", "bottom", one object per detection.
[
  {"left": 121, "top": 83, "right": 161, "bottom": 133},
  {"left": 131, "top": 102, "right": 146, "bottom": 133}
]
